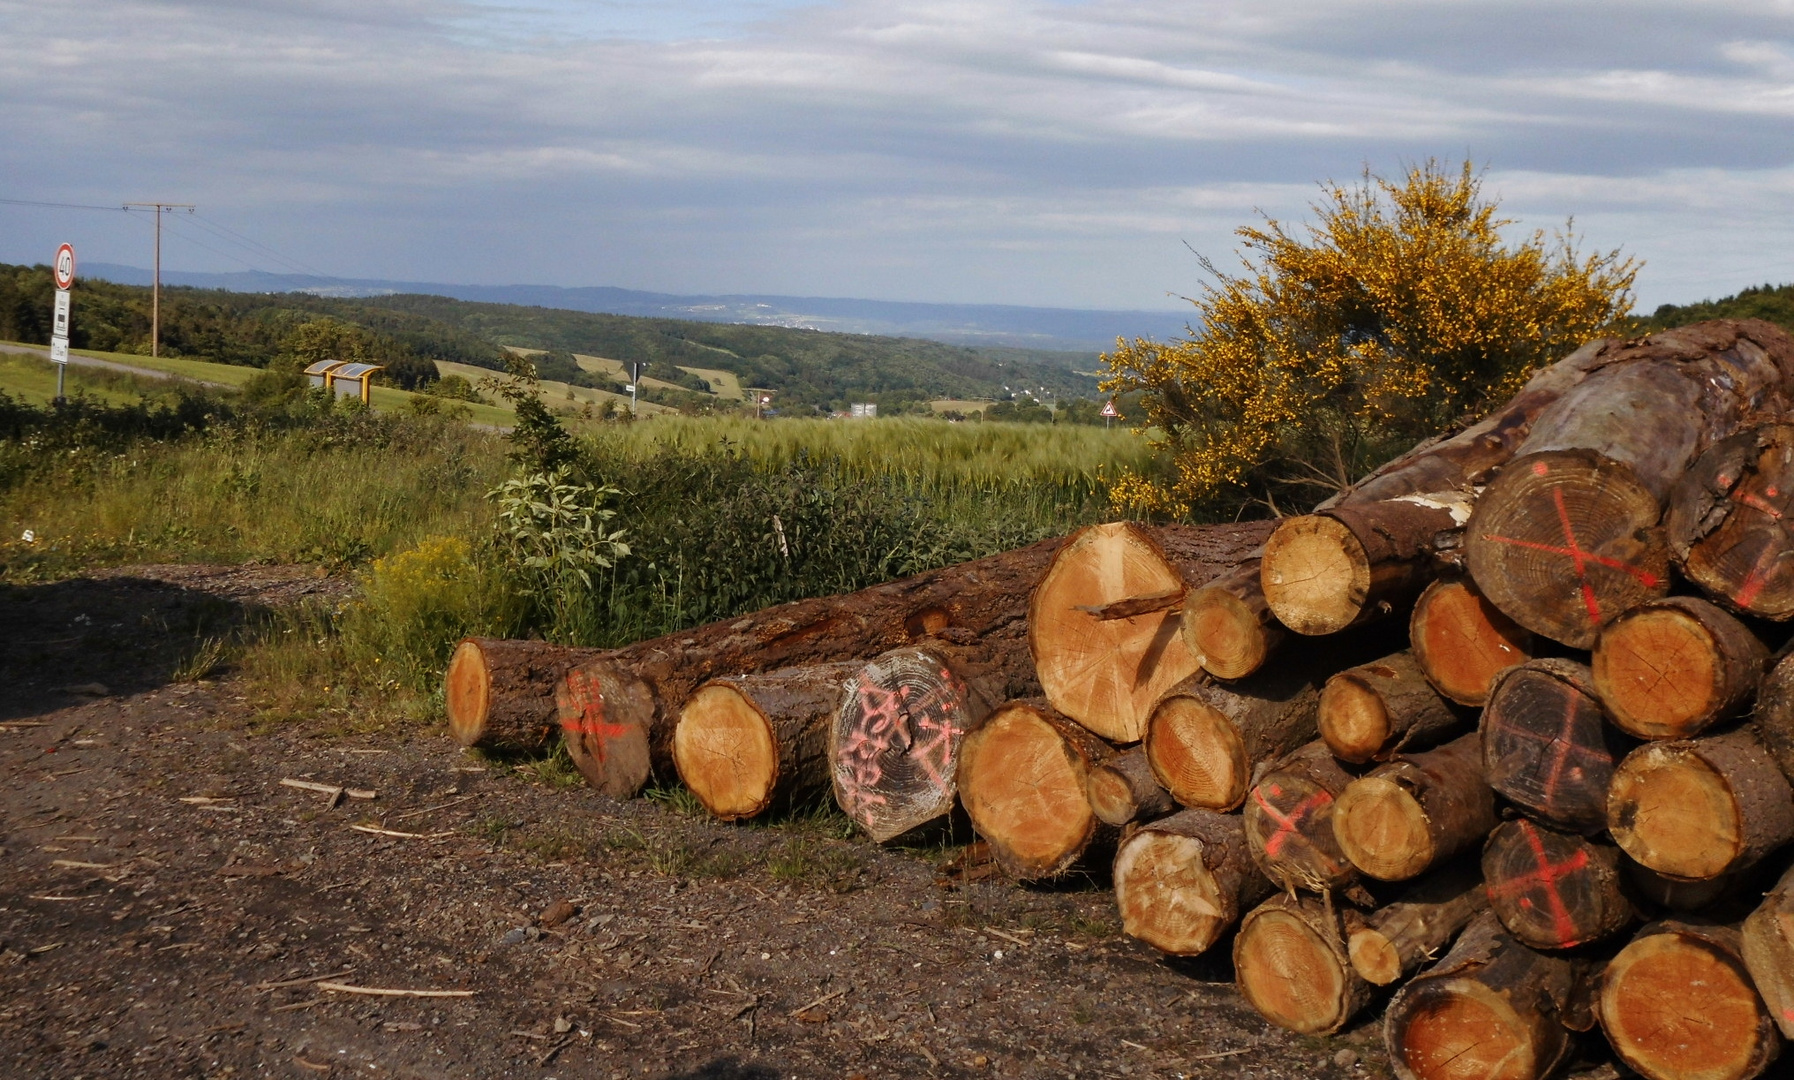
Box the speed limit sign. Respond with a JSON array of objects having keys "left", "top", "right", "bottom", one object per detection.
[{"left": 53, "top": 243, "right": 75, "bottom": 290}]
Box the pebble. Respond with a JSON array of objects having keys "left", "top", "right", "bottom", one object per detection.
[
  {"left": 1333, "top": 1048, "right": 1359, "bottom": 1068},
  {"left": 500, "top": 927, "right": 529, "bottom": 947}
]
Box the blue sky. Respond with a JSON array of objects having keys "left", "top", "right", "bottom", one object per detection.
[{"left": 3, "top": 0, "right": 1793, "bottom": 312}]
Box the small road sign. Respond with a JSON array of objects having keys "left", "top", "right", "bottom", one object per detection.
[
  {"left": 1100, "top": 400, "right": 1120, "bottom": 418},
  {"left": 53, "top": 291, "right": 70, "bottom": 338},
  {"left": 50, "top": 337, "right": 69, "bottom": 365},
  {"left": 53, "top": 243, "right": 75, "bottom": 290}
]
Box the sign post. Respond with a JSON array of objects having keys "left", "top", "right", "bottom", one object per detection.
[{"left": 50, "top": 243, "right": 74, "bottom": 401}]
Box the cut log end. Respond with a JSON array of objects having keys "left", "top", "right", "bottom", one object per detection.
[
  {"left": 1594, "top": 607, "right": 1722, "bottom": 740},
  {"left": 1608, "top": 744, "right": 1745, "bottom": 881},
  {"left": 556, "top": 664, "right": 653, "bottom": 800},
  {"left": 1409, "top": 579, "right": 1533, "bottom": 706},
  {"left": 957, "top": 703, "right": 1101, "bottom": 879},
  {"left": 1333, "top": 777, "right": 1432, "bottom": 882},
  {"left": 1673, "top": 424, "right": 1794, "bottom": 620},
  {"left": 1391, "top": 979, "right": 1545, "bottom": 1080},
  {"left": 1112, "top": 812, "right": 1267, "bottom": 956},
  {"left": 1318, "top": 675, "right": 1391, "bottom": 764},
  {"left": 1483, "top": 820, "right": 1632, "bottom": 950},
  {"left": 1146, "top": 694, "right": 1245, "bottom": 811},
  {"left": 1244, "top": 762, "right": 1354, "bottom": 891},
  {"left": 673, "top": 683, "right": 777, "bottom": 821},
  {"left": 1235, "top": 897, "right": 1364, "bottom": 1035},
  {"left": 1347, "top": 929, "right": 1404, "bottom": 986},
  {"left": 1482, "top": 660, "right": 1618, "bottom": 835},
  {"left": 444, "top": 639, "right": 490, "bottom": 747},
  {"left": 1262, "top": 515, "right": 1370, "bottom": 636},
  {"left": 1601, "top": 927, "right": 1779, "bottom": 1080},
  {"left": 1183, "top": 581, "right": 1272, "bottom": 680}
]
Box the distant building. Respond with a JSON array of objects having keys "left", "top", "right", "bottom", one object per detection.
[{"left": 849, "top": 403, "right": 878, "bottom": 419}]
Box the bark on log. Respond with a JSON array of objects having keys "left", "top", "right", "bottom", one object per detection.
[
  {"left": 1483, "top": 819, "right": 1635, "bottom": 950},
  {"left": 1234, "top": 893, "right": 1373, "bottom": 1035},
  {"left": 1029, "top": 521, "right": 1277, "bottom": 742},
  {"left": 1244, "top": 740, "right": 1359, "bottom": 892},
  {"left": 673, "top": 661, "right": 864, "bottom": 821},
  {"left": 1592, "top": 596, "right": 1769, "bottom": 740},
  {"left": 1409, "top": 577, "right": 1534, "bottom": 706},
  {"left": 956, "top": 699, "right": 1113, "bottom": 880},
  {"left": 1182, "top": 563, "right": 1285, "bottom": 681},
  {"left": 1465, "top": 320, "right": 1794, "bottom": 649},
  {"left": 1112, "top": 807, "right": 1273, "bottom": 957},
  {"left": 1669, "top": 423, "right": 1794, "bottom": 620},
  {"left": 1144, "top": 670, "right": 1320, "bottom": 812},
  {"left": 829, "top": 644, "right": 1017, "bottom": 843},
  {"left": 1085, "top": 746, "right": 1176, "bottom": 828},
  {"left": 1384, "top": 911, "right": 1579, "bottom": 1080},
  {"left": 1625, "top": 859, "right": 1738, "bottom": 914},
  {"left": 1333, "top": 732, "right": 1498, "bottom": 882},
  {"left": 1601, "top": 921, "right": 1781, "bottom": 1080},
  {"left": 1481, "top": 658, "right": 1629, "bottom": 835},
  {"left": 555, "top": 535, "right": 1062, "bottom": 797},
  {"left": 1743, "top": 861, "right": 1794, "bottom": 1040},
  {"left": 1348, "top": 865, "right": 1490, "bottom": 986},
  {"left": 1319, "top": 650, "right": 1463, "bottom": 764},
  {"left": 1743, "top": 652, "right": 1794, "bottom": 782},
  {"left": 1261, "top": 493, "right": 1473, "bottom": 637},
  {"left": 445, "top": 637, "right": 604, "bottom": 752},
  {"left": 1608, "top": 728, "right": 1794, "bottom": 881}
]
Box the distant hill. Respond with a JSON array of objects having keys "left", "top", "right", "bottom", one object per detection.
[
  {"left": 79, "top": 263, "right": 1193, "bottom": 353},
  {"left": 1644, "top": 283, "right": 1794, "bottom": 333}
]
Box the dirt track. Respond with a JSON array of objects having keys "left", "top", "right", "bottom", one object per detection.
[{"left": 0, "top": 568, "right": 1401, "bottom": 1080}]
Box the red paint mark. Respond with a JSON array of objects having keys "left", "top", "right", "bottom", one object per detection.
[
  {"left": 558, "top": 670, "right": 633, "bottom": 764},
  {"left": 1532, "top": 461, "right": 1550, "bottom": 476},
  {"left": 1478, "top": 481, "right": 1662, "bottom": 626},
  {"left": 1734, "top": 488, "right": 1786, "bottom": 521},
  {"left": 833, "top": 660, "right": 968, "bottom": 827},
  {"left": 1486, "top": 820, "right": 1591, "bottom": 945},
  {"left": 1769, "top": 485, "right": 1781, "bottom": 498},
  {"left": 1250, "top": 785, "right": 1334, "bottom": 860}
]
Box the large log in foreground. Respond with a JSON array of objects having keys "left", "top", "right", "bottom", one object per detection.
[
  {"left": 1608, "top": 728, "right": 1794, "bottom": 881},
  {"left": 1029, "top": 521, "right": 1275, "bottom": 742},
  {"left": 1670, "top": 423, "right": 1794, "bottom": 620},
  {"left": 1592, "top": 595, "right": 1768, "bottom": 741},
  {"left": 446, "top": 637, "right": 604, "bottom": 752},
  {"left": 956, "top": 700, "right": 1113, "bottom": 879},
  {"left": 1113, "top": 808, "right": 1273, "bottom": 956},
  {"left": 1465, "top": 320, "right": 1794, "bottom": 648},
  {"left": 1600, "top": 921, "right": 1781, "bottom": 1080},
  {"left": 554, "top": 534, "right": 1064, "bottom": 796},
  {"left": 1332, "top": 732, "right": 1497, "bottom": 882},
  {"left": 1235, "top": 893, "right": 1372, "bottom": 1035}
]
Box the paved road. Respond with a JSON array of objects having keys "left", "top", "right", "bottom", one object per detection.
[{"left": 0, "top": 341, "right": 236, "bottom": 389}]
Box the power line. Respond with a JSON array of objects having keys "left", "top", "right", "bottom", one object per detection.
[{"left": 0, "top": 197, "right": 132, "bottom": 213}]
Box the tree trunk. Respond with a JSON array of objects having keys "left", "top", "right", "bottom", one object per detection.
[
  {"left": 444, "top": 637, "right": 605, "bottom": 752},
  {"left": 1592, "top": 596, "right": 1769, "bottom": 740},
  {"left": 673, "top": 661, "right": 864, "bottom": 821},
  {"left": 1601, "top": 921, "right": 1781, "bottom": 1080},
  {"left": 1112, "top": 807, "right": 1273, "bottom": 957},
  {"left": 1319, "top": 650, "right": 1464, "bottom": 764},
  {"left": 1484, "top": 818, "right": 1635, "bottom": 950},
  {"left": 554, "top": 534, "right": 1063, "bottom": 797},
  {"left": 1029, "top": 520, "right": 1277, "bottom": 742},
  {"left": 1735, "top": 651, "right": 1794, "bottom": 782},
  {"left": 1244, "top": 740, "right": 1359, "bottom": 893},
  {"left": 956, "top": 699, "right": 1114, "bottom": 880},
  {"left": 1608, "top": 728, "right": 1794, "bottom": 881},
  {"left": 1481, "top": 658, "right": 1628, "bottom": 835},
  {"left": 1348, "top": 865, "right": 1489, "bottom": 986},
  {"left": 1465, "top": 320, "right": 1794, "bottom": 649},
  {"left": 1333, "top": 732, "right": 1498, "bottom": 882},
  {"left": 1261, "top": 493, "right": 1473, "bottom": 637},
  {"left": 1669, "top": 423, "right": 1794, "bottom": 620},
  {"left": 1085, "top": 745, "right": 1176, "bottom": 827},
  {"left": 1235, "top": 893, "right": 1373, "bottom": 1035},
  {"left": 828, "top": 643, "right": 1020, "bottom": 843},
  {"left": 557, "top": 661, "right": 656, "bottom": 799},
  {"left": 1384, "top": 911, "right": 1579, "bottom": 1080},
  {"left": 1144, "top": 670, "right": 1320, "bottom": 812},
  {"left": 1409, "top": 577, "right": 1534, "bottom": 706},
  {"left": 1743, "top": 861, "right": 1794, "bottom": 1040},
  {"left": 1182, "top": 563, "right": 1285, "bottom": 680}
]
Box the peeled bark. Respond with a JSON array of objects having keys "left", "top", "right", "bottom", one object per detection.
[
  {"left": 1601, "top": 921, "right": 1781, "bottom": 1080},
  {"left": 829, "top": 644, "right": 1016, "bottom": 843},
  {"left": 1182, "top": 563, "right": 1285, "bottom": 681},
  {"left": 1112, "top": 808, "right": 1273, "bottom": 957},
  {"left": 1743, "top": 861, "right": 1794, "bottom": 1040},
  {"left": 1244, "top": 740, "right": 1359, "bottom": 892},
  {"left": 1384, "top": 911, "right": 1579, "bottom": 1080},
  {"left": 445, "top": 637, "right": 604, "bottom": 752},
  {"left": 1235, "top": 893, "right": 1373, "bottom": 1035},
  {"left": 1484, "top": 819, "right": 1635, "bottom": 950},
  {"left": 1465, "top": 320, "right": 1794, "bottom": 649},
  {"left": 673, "top": 661, "right": 862, "bottom": 821},
  {"left": 1608, "top": 728, "right": 1794, "bottom": 881},
  {"left": 1481, "top": 658, "right": 1629, "bottom": 836},
  {"left": 1408, "top": 577, "right": 1534, "bottom": 707},
  {"left": 956, "top": 700, "right": 1113, "bottom": 880},
  {"left": 1261, "top": 493, "right": 1473, "bottom": 637},
  {"left": 1669, "top": 423, "right": 1794, "bottom": 620},
  {"left": 1348, "top": 866, "right": 1490, "bottom": 986},
  {"left": 555, "top": 535, "right": 1060, "bottom": 797},
  {"left": 1029, "top": 521, "right": 1276, "bottom": 742},
  {"left": 1085, "top": 746, "right": 1176, "bottom": 828},
  {"left": 1319, "top": 650, "right": 1463, "bottom": 764},
  {"left": 1333, "top": 732, "right": 1498, "bottom": 882},
  {"left": 1144, "top": 670, "right": 1319, "bottom": 812},
  {"left": 1592, "top": 596, "right": 1769, "bottom": 740}
]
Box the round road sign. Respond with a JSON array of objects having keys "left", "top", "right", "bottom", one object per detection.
[{"left": 53, "top": 244, "right": 75, "bottom": 290}]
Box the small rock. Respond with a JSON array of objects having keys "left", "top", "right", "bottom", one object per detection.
[
  {"left": 971, "top": 1055, "right": 989, "bottom": 1068},
  {"left": 1333, "top": 1049, "right": 1359, "bottom": 1069},
  {"left": 540, "top": 899, "right": 577, "bottom": 928},
  {"left": 553, "top": 1017, "right": 572, "bottom": 1034},
  {"left": 499, "top": 927, "right": 529, "bottom": 947}
]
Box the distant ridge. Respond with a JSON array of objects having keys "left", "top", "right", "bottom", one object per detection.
[{"left": 79, "top": 263, "right": 1193, "bottom": 354}]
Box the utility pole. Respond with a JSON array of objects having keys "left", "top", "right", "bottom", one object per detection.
[{"left": 123, "top": 202, "right": 195, "bottom": 357}]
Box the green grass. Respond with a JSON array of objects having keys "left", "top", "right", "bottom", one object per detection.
[{"left": 0, "top": 351, "right": 171, "bottom": 407}]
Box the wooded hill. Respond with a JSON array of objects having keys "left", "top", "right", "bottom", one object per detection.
[{"left": 0, "top": 262, "right": 1099, "bottom": 413}]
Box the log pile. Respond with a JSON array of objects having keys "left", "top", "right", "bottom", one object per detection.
[{"left": 445, "top": 317, "right": 1794, "bottom": 1080}]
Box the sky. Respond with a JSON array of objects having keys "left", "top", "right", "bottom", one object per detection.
[{"left": 3, "top": 0, "right": 1794, "bottom": 312}]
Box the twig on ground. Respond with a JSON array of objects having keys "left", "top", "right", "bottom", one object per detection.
[
  {"left": 348, "top": 825, "right": 453, "bottom": 840},
  {"left": 271, "top": 1000, "right": 320, "bottom": 1013},
  {"left": 1187, "top": 1047, "right": 1256, "bottom": 1062},
  {"left": 789, "top": 985, "right": 850, "bottom": 1016},
  {"left": 536, "top": 1036, "right": 575, "bottom": 1066},
  {"left": 983, "top": 927, "right": 1032, "bottom": 948},
  {"left": 51, "top": 859, "right": 114, "bottom": 870},
  {"left": 313, "top": 981, "right": 475, "bottom": 998},
  {"left": 255, "top": 968, "right": 355, "bottom": 993}
]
